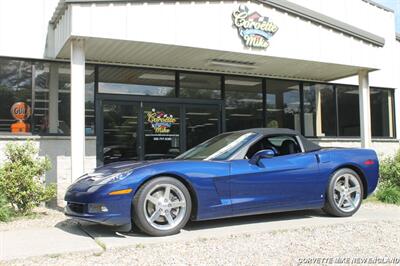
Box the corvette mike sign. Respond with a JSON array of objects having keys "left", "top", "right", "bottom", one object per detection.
[{"left": 232, "top": 5, "right": 279, "bottom": 49}]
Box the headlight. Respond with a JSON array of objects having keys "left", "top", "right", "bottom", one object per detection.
[{"left": 98, "top": 170, "right": 133, "bottom": 185}]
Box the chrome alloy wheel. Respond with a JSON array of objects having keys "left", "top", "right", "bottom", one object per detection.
[
  {"left": 144, "top": 184, "right": 187, "bottom": 231},
  {"left": 333, "top": 173, "right": 362, "bottom": 212}
]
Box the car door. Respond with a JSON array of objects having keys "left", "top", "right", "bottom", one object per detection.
[{"left": 229, "top": 136, "right": 323, "bottom": 214}]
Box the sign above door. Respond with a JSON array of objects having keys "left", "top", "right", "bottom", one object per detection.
[{"left": 232, "top": 5, "right": 279, "bottom": 49}]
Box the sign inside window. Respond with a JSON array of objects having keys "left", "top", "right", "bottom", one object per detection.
[
  {"left": 10, "top": 102, "right": 31, "bottom": 133},
  {"left": 232, "top": 5, "right": 279, "bottom": 49},
  {"left": 147, "top": 108, "right": 177, "bottom": 134}
]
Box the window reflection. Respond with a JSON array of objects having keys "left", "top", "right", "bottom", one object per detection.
[
  {"left": 103, "top": 103, "right": 139, "bottom": 164},
  {"left": 370, "top": 88, "right": 394, "bottom": 137},
  {"left": 266, "top": 80, "right": 300, "bottom": 131},
  {"left": 32, "top": 63, "right": 95, "bottom": 135},
  {"left": 225, "top": 76, "right": 263, "bottom": 131},
  {"left": 180, "top": 73, "right": 221, "bottom": 99},
  {"left": 98, "top": 67, "right": 175, "bottom": 97},
  {"left": 303, "top": 84, "right": 336, "bottom": 137},
  {"left": 337, "top": 85, "right": 360, "bottom": 136},
  {"left": 186, "top": 106, "right": 220, "bottom": 149},
  {"left": 0, "top": 59, "right": 32, "bottom": 133}
]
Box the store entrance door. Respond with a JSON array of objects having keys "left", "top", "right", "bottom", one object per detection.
[
  {"left": 97, "top": 98, "right": 222, "bottom": 166},
  {"left": 143, "top": 103, "right": 181, "bottom": 160},
  {"left": 100, "top": 101, "right": 140, "bottom": 165}
]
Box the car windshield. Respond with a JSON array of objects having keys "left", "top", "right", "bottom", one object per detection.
[{"left": 176, "top": 132, "right": 257, "bottom": 160}]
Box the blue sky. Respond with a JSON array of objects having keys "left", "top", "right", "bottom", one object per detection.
[{"left": 374, "top": 0, "right": 400, "bottom": 32}]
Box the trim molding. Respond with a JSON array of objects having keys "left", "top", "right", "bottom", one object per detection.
[
  {"left": 362, "top": 0, "right": 394, "bottom": 13},
  {"left": 257, "top": 0, "right": 385, "bottom": 47}
]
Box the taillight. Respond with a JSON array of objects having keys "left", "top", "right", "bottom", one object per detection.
[{"left": 364, "top": 159, "right": 375, "bottom": 165}]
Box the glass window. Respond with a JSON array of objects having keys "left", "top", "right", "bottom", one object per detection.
[
  {"left": 180, "top": 73, "right": 221, "bottom": 99},
  {"left": 303, "top": 83, "right": 336, "bottom": 137},
  {"left": 143, "top": 104, "right": 180, "bottom": 160},
  {"left": 370, "top": 88, "right": 395, "bottom": 137},
  {"left": 186, "top": 105, "right": 220, "bottom": 150},
  {"left": 337, "top": 85, "right": 360, "bottom": 136},
  {"left": 266, "top": 79, "right": 300, "bottom": 131},
  {"left": 85, "top": 67, "right": 95, "bottom": 135},
  {"left": 0, "top": 59, "right": 32, "bottom": 134},
  {"left": 0, "top": 59, "right": 94, "bottom": 136},
  {"left": 31, "top": 63, "right": 95, "bottom": 136},
  {"left": 225, "top": 76, "right": 263, "bottom": 131},
  {"left": 103, "top": 102, "right": 139, "bottom": 164},
  {"left": 32, "top": 62, "right": 50, "bottom": 134},
  {"left": 98, "top": 67, "right": 175, "bottom": 97},
  {"left": 177, "top": 131, "right": 257, "bottom": 160},
  {"left": 245, "top": 135, "right": 301, "bottom": 159}
]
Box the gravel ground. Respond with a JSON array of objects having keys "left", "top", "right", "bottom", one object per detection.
[
  {"left": 0, "top": 202, "right": 393, "bottom": 232},
  {"left": 6, "top": 219, "right": 400, "bottom": 266}
]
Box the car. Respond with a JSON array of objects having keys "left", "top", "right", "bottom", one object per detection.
[{"left": 64, "top": 128, "right": 379, "bottom": 236}]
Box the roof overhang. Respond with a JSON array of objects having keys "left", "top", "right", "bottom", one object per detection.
[
  {"left": 50, "top": 0, "right": 386, "bottom": 47},
  {"left": 57, "top": 37, "right": 375, "bottom": 82},
  {"left": 47, "top": 0, "right": 381, "bottom": 82}
]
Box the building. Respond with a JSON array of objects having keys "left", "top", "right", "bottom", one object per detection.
[{"left": 0, "top": 0, "right": 399, "bottom": 205}]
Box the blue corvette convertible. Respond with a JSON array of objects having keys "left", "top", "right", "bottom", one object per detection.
[{"left": 65, "top": 128, "right": 379, "bottom": 236}]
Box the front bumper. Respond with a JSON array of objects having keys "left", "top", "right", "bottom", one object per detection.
[{"left": 64, "top": 187, "right": 133, "bottom": 228}]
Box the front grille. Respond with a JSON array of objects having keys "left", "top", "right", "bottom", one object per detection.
[{"left": 67, "top": 202, "right": 85, "bottom": 214}]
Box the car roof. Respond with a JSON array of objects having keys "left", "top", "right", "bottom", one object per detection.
[
  {"left": 234, "top": 127, "right": 300, "bottom": 136},
  {"left": 231, "top": 128, "right": 321, "bottom": 152}
]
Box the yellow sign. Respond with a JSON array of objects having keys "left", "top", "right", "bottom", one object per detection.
[{"left": 147, "top": 109, "right": 177, "bottom": 134}]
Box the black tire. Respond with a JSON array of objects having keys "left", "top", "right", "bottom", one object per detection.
[
  {"left": 132, "top": 176, "right": 192, "bottom": 236},
  {"left": 322, "top": 168, "right": 364, "bottom": 217}
]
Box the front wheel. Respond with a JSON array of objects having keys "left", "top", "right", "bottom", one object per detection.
[
  {"left": 323, "top": 168, "right": 364, "bottom": 217},
  {"left": 132, "top": 177, "right": 192, "bottom": 236}
]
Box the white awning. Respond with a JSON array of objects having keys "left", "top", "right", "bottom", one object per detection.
[{"left": 56, "top": 37, "right": 375, "bottom": 82}]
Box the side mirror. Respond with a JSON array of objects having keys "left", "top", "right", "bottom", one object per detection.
[{"left": 249, "top": 149, "right": 275, "bottom": 166}]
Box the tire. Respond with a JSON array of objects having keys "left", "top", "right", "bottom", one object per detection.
[
  {"left": 322, "top": 168, "right": 364, "bottom": 217},
  {"left": 132, "top": 176, "right": 192, "bottom": 236}
]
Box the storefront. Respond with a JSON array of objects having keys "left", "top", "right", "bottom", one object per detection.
[{"left": 0, "top": 0, "right": 399, "bottom": 205}]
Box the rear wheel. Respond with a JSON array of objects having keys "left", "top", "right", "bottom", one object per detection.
[
  {"left": 132, "top": 177, "right": 192, "bottom": 236},
  {"left": 323, "top": 168, "right": 363, "bottom": 217}
]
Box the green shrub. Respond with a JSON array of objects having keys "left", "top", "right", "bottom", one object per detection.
[
  {"left": 0, "top": 193, "right": 12, "bottom": 222},
  {"left": 0, "top": 141, "right": 56, "bottom": 214},
  {"left": 377, "top": 150, "right": 400, "bottom": 205},
  {"left": 379, "top": 150, "right": 400, "bottom": 187},
  {"left": 376, "top": 185, "right": 400, "bottom": 205}
]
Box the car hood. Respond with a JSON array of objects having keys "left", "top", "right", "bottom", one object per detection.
[
  {"left": 92, "top": 160, "right": 156, "bottom": 175},
  {"left": 71, "top": 160, "right": 179, "bottom": 189}
]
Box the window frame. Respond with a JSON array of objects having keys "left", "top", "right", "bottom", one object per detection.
[{"left": 0, "top": 56, "right": 397, "bottom": 140}]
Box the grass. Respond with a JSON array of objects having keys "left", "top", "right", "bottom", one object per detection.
[
  {"left": 135, "top": 243, "right": 146, "bottom": 249},
  {"left": 0, "top": 210, "right": 48, "bottom": 224},
  {"left": 47, "top": 253, "right": 62, "bottom": 259},
  {"left": 364, "top": 195, "right": 381, "bottom": 204},
  {"left": 376, "top": 185, "right": 400, "bottom": 205},
  {"left": 95, "top": 238, "right": 107, "bottom": 251}
]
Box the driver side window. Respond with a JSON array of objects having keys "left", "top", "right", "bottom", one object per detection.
[{"left": 245, "top": 135, "right": 301, "bottom": 159}]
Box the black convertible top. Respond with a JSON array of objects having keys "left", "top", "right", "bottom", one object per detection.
[{"left": 236, "top": 128, "right": 321, "bottom": 152}]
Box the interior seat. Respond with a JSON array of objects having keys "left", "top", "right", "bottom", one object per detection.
[{"left": 280, "top": 139, "right": 299, "bottom": 155}]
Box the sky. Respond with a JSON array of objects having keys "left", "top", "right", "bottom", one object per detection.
[{"left": 374, "top": 0, "right": 400, "bottom": 32}]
